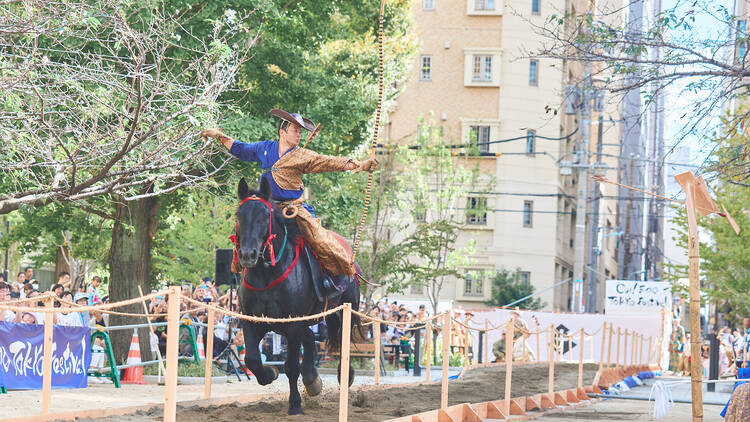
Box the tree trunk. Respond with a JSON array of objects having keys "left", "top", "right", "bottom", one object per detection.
[
  {"left": 54, "top": 246, "right": 71, "bottom": 285},
  {"left": 108, "top": 197, "right": 160, "bottom": 364}
]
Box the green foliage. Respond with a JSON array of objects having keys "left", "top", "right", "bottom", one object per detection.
[
  {"left": 152, "top": 189, "right": 235, "bottom": 284},
  {"left": 384, "top": 115, "right": 490, "bottom": 314},
  {"left": 1, "top": 203, "right": 111, "bottom": 270},
  {"left": 485, "top": 268, "right": 545, "bottom": 310}
]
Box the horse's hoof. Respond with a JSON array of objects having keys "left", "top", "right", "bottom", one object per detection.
[
  {"left": 288, "top": 406, "right": 304, "bottom": 415},
  {"left": 265, "top": 365, "right": 279, "bottom": 381},
  {"left": 304, "top": 376, "right": 323, "bottom": 396}
]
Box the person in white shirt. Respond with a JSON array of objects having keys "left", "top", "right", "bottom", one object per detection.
[{"left": 0, "top": 282, "right": 21, "bottom": 323}]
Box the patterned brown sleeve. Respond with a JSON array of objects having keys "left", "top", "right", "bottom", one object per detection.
[{"left": 302, "top": 149, "right": 353, "bottom": 174}]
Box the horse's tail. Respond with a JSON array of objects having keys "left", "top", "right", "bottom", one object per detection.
[{"left": 325, "top": 277, "right": 363, "bottom": 353}]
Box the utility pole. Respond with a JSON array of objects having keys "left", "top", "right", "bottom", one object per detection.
[
  {"left": 585, "top": 115, "right": 604, "bottom": 313},
  {"left": 645, "top": 0, "right": 665, "bottom": 281},
  {"left": 617, "top": 0, "right": 645, "bottom": 281},
  {"left": 572, "top": 60, "right": 592, "bottom": 313}
]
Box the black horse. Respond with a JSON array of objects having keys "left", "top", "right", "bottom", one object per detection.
[{"left": 233, "top": 178, "right": 361, "bottom": 415}]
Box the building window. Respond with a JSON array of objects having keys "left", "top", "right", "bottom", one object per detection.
[
  {"left": 532, "top": 0, "right": 540, "bottom": 14},
  {"left": 410, "top": 284, "right": 424, "bottom": 294},
  {"left": 464, "top": 272, "right": 484, "bottom": 296},
  {"left": 519, "top": 271, "right": 530, "bottom": 285},
  {"left": 466, "top": 197, "right": 487, "bottom": 225},
  {"left": 420, "top": 55, "right": 432, "bottom": 81},
  {"left": 529, "top": 59, "right": 538, "bottom": 85},
  {"left": 472, "top": 55, "right": 493, "bottom": 82},
  {"left": 523, "top": 200, "right": 533, "bottom": 227},
  {"left": 423, "top": 0, "right": 435, "bottom": 10},
  {"left": 474, "top": 0, "right": 495, "bottom": 10},
  {"left": 525, "top": 130, "right": 535, "bottom": 154},
  {"left": 470, "top": 125, "right": 490, "bottom": 153}
]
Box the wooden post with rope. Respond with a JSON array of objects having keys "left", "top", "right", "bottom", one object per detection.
[
  {"left": 425, "top": 321, "right": 432, "bottom": 382},
  {"left": 548, "top": 325, "right": 555, "bottom": 399},
  {"left": 441, "top": 312, "right": 450, "bottom": 410},
  {"left": 41, "top": 296, "right": 54, "bottom": 415},
  {"left": 623, "top": 329, "right": 629, "bottom": 369},
  {"left": 164, "top": 286, "right": 181, "bottom": 422},
  {"left": 339, "top": 303, "right": 352, "bottom": 422},
  {"left": 648, "top": 336, "right": 653, "bottom": 366},
  {"left": 374, "top": 321, "right": 381, "bottom": 385},
  {"left": 578, "top": 328, "right": 584, "bottom": 390},
  {"left": 536, "top": 327, "right": 541, "bottom": 363},
  {"left": 616, "top": 327, "right": 621, "bottom": 368},
  {"left": 463, "top": 321, "right": 470, "bottom": 366},
  {"left": 599, "top": 322, "right": 607, "bottom": 371},
  {"left": 484, "top": 318, "right": 490, "bottom": 363},
  {"left": 204, "top": 308, "right": 215, "bottom": 399},
  {"left": 504, "top": 319, "right": 513, "bottom": 415},
  {"left": 607, "top": 324, "right": 613, "bottom": 368}
]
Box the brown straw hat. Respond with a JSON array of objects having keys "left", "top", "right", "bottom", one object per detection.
[{"left": 270, "top": 109, "right": 316, "bottom": 132}]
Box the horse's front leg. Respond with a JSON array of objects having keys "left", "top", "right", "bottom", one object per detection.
[
  {"left": 284, "top": 326, "right": 304, "bottom": 415},
  {"left": 301, "top": 324, "right": 322, "bottom": 396},
  {"left": 240, "top": 321, "right": 277, "bottom": 385}
]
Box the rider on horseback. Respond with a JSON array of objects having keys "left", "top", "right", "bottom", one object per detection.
[{"left": 201, "top": 109, "right": 378, "bottom": 295}]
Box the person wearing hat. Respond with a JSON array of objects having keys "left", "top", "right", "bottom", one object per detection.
[{"left": 200, "top": 109, "right": 378, "bottom": 294}]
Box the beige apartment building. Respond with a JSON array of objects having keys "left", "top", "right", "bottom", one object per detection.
[{"left": 383, "top": 0, "right": 621, "bottom": 312}]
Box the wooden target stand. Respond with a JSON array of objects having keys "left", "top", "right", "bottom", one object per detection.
[{"left": 593, "top": 173, "right": 740, "bottom": 422}]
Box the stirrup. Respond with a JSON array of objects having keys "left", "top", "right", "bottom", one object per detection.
[{"left": 322, "top": 276, "right": 344, "bottom": 295}]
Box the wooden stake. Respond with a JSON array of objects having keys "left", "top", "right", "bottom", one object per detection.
[
  {"left": 648, "top": 336, "right": 653, "bottom": 366},
  {"left": 685, "top": 181, "right": 704, "bottom": 422},
  {"left": 548, "top": 325, "right": 555, "bottom": 398},
  {"left": 204, "top": 308, "right": 215, "bottom": 399},
  {"left": 41, "top": 296, "right": 54, "bottom": 415},
  {"left": 504, "top": 320, "right": 513, "bottom": 415},
  {"left": 441, "top": 312, "right": 450, "bottom": 410},
  {"left": 578, "top": 328, "right": 584, "bottom": 390},
  {"left": 536, "top": 328, "right": 541, "bottom": 363},
  {"left": 623, "top": 329, "right": 629, "bottom": 368},
  {"left": 599, "top": 322, "right": 607, "bottom": 371},
  {"left": 607, "top": 324, "right": 613, "bottom": 368},
  {"left": 484, "top": 318, "right": 490, "bottom": 363},
  {"left": 425, "top": 321, "right": 431, "bottom": 382},
  {"left": 464, "top": 322, "right": 470, "bottom": 366},
  {"left": 339, "top": 303, "right": 352, "bottom": 422},
  {"left": 164, "top": 285, "right": 181, "bottom": 422},
  {"left": 615, "top": 327, "right": 621, "bottom": 368},
  {"left": 568, "top": 335, "right": 573, "bottom": 362},
  {"left": 374, "top": 321, "right": 381, "bottom": 385},
  {"left": 138, "top": 286, "right": 166, "bottom": 383},
  {"left": 639, "top": 334, "right": 643, "bottom": 366}
]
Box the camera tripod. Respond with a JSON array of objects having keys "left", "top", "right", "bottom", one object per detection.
[{"left": 213, "top": 274, "right": 251, "bottom": 382}]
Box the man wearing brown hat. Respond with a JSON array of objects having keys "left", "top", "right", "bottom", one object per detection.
[{"left": 201, "top": 109, "right": 378, "bottom": 294}]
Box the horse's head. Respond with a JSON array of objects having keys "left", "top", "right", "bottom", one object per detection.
[{"left": 235, "top": 177, "right": 275, "bottom": 268}]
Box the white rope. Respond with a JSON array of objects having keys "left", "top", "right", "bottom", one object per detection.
[
  {"left": 647, "top": 377, "right": 744, "bottom": 419},
  {"left": 649, "top": 380, "right": 674, "bottom": 419}
]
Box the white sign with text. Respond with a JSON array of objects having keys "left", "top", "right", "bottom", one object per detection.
[{"left": 605, "top": 280, "right": 672, "bottom": 314}]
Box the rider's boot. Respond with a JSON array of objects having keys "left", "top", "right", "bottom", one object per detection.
[{"left": 322, "top": 274, "right": 349, "bottom": 296}]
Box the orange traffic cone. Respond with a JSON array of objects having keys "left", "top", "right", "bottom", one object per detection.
[
  {"left": 121, "top": 328, "right": 145, "bottom": 384},
  {"left": 197, "top": 334, "right": 205, "bottom": 360}
]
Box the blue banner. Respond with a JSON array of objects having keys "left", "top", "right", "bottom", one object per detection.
[{"left": 0, "top": 321, "right": 91, "bottom": 389}]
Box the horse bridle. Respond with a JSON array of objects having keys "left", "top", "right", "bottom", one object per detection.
[{"left": 230, "top": 195, "right": 278, "bottom": 268}]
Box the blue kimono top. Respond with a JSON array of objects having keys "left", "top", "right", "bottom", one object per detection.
[{"left": 229, "top": 139, "right": 352, "bottom": 217}]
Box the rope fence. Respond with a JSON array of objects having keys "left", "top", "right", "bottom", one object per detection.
[{"left": 0, "top": 290, "right": 666, "bottom": 422}]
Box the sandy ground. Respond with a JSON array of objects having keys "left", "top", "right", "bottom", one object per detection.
[{"left": 71, "top": 362, "right": 599, "bottom": 422}]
